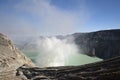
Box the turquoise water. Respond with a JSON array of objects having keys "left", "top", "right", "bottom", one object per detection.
[
  {"left": 23, "top": 51, "right": 102, "bottom": 66},
  {"left": 22, "top": 51, "right": 38, "bottom": 63},
  {"left": 66, "top": 53, "right": 102, "bottom": 66}
]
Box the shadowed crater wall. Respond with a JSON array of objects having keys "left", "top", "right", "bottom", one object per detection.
[{"left": 73, "top": 29, "right": 120, "bottom": 59}]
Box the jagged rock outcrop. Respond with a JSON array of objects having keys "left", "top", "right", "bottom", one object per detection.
[
  {"left": 73, "top": 29, "right": 120, "bottom": 59},
  {"left": 0, "top": 33, "right": 35, "bottom": 80},
  {"left": 16, "top": 56, "right": 120, "bottom": 80}
]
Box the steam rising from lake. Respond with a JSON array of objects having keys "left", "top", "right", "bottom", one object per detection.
[{"left": 36, "top": 36, "right": 79, "bottom": 67}]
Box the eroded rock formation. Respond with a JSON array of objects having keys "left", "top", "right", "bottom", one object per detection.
[{"left": 0, "top": 33, "right": 35, "bottom": 80}]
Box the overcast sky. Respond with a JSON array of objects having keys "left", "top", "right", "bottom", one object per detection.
[{"left": 0, "top": 0, "right": 120, "bottom": 39}]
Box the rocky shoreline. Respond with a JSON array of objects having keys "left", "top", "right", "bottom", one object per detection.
[{"left": 16, "top": 56, "right": 120, "bottom": 80}]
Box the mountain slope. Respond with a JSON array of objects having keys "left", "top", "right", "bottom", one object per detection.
[{"left": 0, "top": 33, "right": 35, "bottom": 80}]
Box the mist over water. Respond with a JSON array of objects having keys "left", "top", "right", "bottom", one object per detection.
[
  {"left": 34, "top": 36, "right": 102, "bottom": 67},
  {"left": 35, "top": 36, "right": 79, "bottom": 67}
]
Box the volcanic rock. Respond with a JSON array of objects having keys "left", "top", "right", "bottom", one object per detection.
[
  {"left": 73, "top": 29, "right": 120, "bottom": 59},
  {"left": 0, "top": 33, "right": 35, "bottom": 80}
]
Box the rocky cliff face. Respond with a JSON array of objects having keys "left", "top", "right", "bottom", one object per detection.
[
  {"left": 0, "top": 33, "right": 35, "bottom": 80},
  {"left": 73, "top": 29, "right": 120, "bottom": 59}
]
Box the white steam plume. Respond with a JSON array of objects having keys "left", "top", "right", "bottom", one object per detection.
[
  {"left": 0, "top": 0, "right": 90, "bottom": 39},
  {"left": 35, "top": 36, "right": 79, "bottom": 67}
]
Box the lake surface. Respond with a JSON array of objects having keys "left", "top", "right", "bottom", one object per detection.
[
  {"left": 23, "top": 51, "right": 102, "bottom": 67},
  {"left": 23, "top": 51, "right": 102, "bottom": 66}
]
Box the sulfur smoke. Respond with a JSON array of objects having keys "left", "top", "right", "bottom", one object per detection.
[{"left": 35, "top": 36, "right": 79, "bottom": 67}]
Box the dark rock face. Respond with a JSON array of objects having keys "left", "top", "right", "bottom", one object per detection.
[
  {"left": 73, "top": 29, "right": 120, "bottom": 59},
  {"left": 16, "top": 56, "right": 120, "bottom": 80}
]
